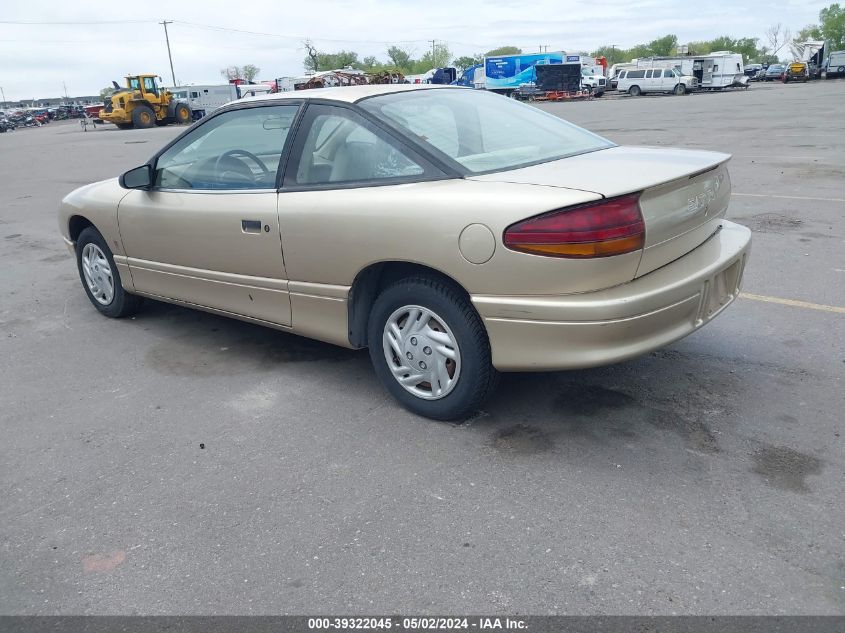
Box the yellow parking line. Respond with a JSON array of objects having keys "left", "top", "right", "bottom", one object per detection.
[
  {"left": 732, "top": 192, "right": 845, "bottom": 203},
  {"left": 740, "top": 292, "right": 845, "bottom": 314}
]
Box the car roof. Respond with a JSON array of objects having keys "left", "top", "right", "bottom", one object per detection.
[{"left": 240, "top": 83, "right": 457, "bottom": 105}]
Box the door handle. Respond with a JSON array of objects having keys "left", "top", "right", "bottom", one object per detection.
[{"left": 241, "top": 220, "right": 262, "bottom": 234}]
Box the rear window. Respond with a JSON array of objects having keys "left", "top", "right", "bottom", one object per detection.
[{"left": 361, "top": 88, "right": 613, "bottom": 174}]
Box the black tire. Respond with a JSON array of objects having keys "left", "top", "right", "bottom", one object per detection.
[
  {"left": 174, "top": 102, "right": 192, "bottom": 124},
  {"left": 116, "top": 123, "right": 133, "bottom": 130},
  {"left": 673, "top": 83, "right": 686, "bottom": 95},
  {"left": 367, "top": 276, "right": 498, "bottom": 421},
  {"left": 628, "top": 85, "right": 641, "bottom": 96},
  {"left": 594, "top": 91, "right": 604, "bottom": 97},
  {"left": 75, "top": 227, "right": 143, "bottom": 318},
  {"left": 131, "top": 105, "right": 155, "bottom": 129}
]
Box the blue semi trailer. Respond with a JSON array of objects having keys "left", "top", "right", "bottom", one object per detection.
[{"left": 484, "top": 51, "right": 566, "bottom": 94}]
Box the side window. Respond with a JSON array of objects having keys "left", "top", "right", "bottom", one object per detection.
[
  {"left": 654, "top": 69, "right": 663, "bottom": 78},
  {"left": 645, "top": 70, "right": 653, "bottom": 78},
  {"left": 714, "top": 65, "right": 719, "bottom": 72},
  {"left": 291, "top": 105, "right": 425, "bottom": 186},
  {"left": 154, "top": 104, "right": 298, "bottom": 190},
  {"left": 143, "top": 77, "right": 157, "bottom": 93}
]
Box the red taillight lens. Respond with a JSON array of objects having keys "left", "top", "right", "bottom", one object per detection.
[{"left": 503, "top": 193, "right": 645, "bottom": 258}]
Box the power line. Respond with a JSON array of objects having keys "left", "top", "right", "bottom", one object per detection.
[
  {"left": 0, "top": 19, "right": 156, "bottom": 25},
  {"left": 172, "top": 20, "right": 449, "bottom": 46},
  {"left": 0, "top": 17, "right": 497, "bottom": 49}
]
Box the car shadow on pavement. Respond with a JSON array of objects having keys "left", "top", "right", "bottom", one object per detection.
[
  {"left": 132, "top": 299, "right": 366, "bottom": 378},
  {"left": 476, "top": 346, "right": 751, "bottom": 458}
]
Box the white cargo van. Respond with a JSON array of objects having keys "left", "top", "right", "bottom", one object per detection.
[{"left": 616, "top": 67, "right": 697, "bottom": 96}]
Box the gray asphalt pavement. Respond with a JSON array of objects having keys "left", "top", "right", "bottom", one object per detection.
[{"left": 1, "top": 81, "right": 843, "bottom": 615}]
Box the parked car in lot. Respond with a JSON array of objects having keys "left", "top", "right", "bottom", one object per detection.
[
  {"left": 59, "top": 85, "right": 751, "bottom": 420},
  {"left": 616, "top": 67, "right": 697, "bottom": 95},
  {"left": 763, "top": 64, "right": 785, "bottom": 81},
  {"left": 744, "top": 63, "right": 763, "bottom": 79}
]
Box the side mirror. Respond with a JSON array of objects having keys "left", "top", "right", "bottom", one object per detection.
[{"left": 120, "top": 164, "right": 152, "bottom": 190}]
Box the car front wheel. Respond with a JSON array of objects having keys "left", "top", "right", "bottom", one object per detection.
[
  {"left": 75, "top": 227, "right": 143, "bottom": 318},
  {"left": 368, "top": 277, "right": 497, "bottom": 421}
]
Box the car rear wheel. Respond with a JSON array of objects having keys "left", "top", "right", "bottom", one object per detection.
[
  {"left": 368, "top": 277, "right": 497, "bottom": 421},
  {"left": 628, "top": 85, "right": 641, "bottom": 96},
  {"left": 76, "top": 227, "right": 143, "bottom": 318}
]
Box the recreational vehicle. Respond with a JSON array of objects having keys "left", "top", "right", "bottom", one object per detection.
[
  {"left": 170, "top": 83, "right": 273, "bottom": 117},
  {"left": 631, "top": 52, "right": 745, "bottom": 89}
]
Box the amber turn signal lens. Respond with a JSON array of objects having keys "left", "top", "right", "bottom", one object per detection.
[
  {"left": 509, "top": 234, "right": 646, "bottom": 258},
  {"left": 503, "top": 193, "right": 645, "bottom": 258}
]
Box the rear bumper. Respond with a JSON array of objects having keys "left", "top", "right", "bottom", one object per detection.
[{"left": 473, "top": 221, "right": 751, "bottom": 371}]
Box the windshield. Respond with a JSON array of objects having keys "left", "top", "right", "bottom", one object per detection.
[{"left": 360, "top": 88, "right": 613, "bottom": 174}]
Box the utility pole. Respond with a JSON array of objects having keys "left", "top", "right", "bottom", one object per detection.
[
  {"left": 0, "top": 86, "right": 6, "bottom": 108},
  {"left": 160, "top": 20, "right": 176, "bottom": 87},
  {"left": 429, "top": 39, "right": 437, "bottom": 64},
  {"left": 62, "top": 81, "right": 68, "bottom": 104}
]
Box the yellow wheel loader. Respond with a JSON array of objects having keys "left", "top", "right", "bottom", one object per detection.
[{"left": 99, "top": 74, "right": 192, "bottom": 130}]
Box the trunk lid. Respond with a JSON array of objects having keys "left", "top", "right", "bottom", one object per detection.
[{"left": 471, "top": 146, "right": 731, "bottom": 277}]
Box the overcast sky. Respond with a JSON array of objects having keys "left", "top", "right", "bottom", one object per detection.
[{"left": 0, "top": 0, "right": 829, "bottom": 100}]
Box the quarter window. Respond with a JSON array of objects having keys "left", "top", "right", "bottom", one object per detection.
[
  {"left": 290, "top": 105, "right": 425, "bottom": 186},
  {"left": 627, "top": 70, "right": 645, "bottom": 79},
  {"left": 154, "top": 104, "right": 298, "bottom": 190}
]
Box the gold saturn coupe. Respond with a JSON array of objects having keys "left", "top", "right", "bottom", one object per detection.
[{"left": 59, "top": 85, "right": 751, "bottom": 420}]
